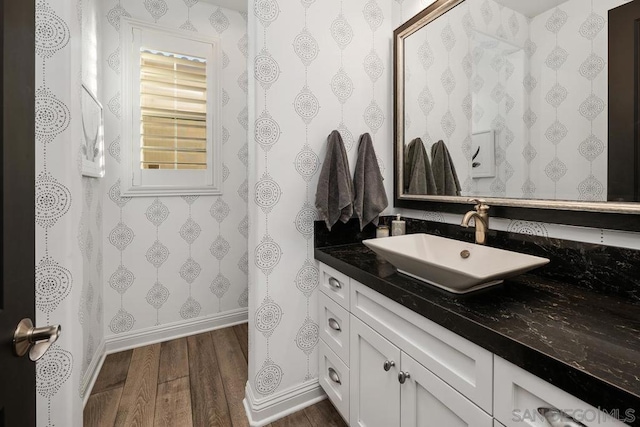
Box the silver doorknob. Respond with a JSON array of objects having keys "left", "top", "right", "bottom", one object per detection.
[
  {"left": 398, "top": 371, "right": 410, "bottom": 384},
  {"left": 13, "top": 318, "right": 61, "bottom": 361},
  {"left": 383, "top": 360, "right": 395, "bottom": 371}
]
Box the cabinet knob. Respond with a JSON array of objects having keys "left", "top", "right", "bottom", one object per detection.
[
  {"left": 383, "top": 360, "right": 395, "bottom": 371},
  {"left": 328, "top": 277, "right": 342, "bottom": 289},
  {"left": 328, "top": 318, "right": 341, "bottom": 332},
  {"left": 398, "top": 371, "right": 410, "bottom": 384},
  {"left": 328, "top": 367, "right": 341, "bottom": 385}
]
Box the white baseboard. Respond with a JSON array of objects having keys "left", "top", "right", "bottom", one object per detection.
[
  {"left": 81, "top": 338, "right": 107, "bottom": 407},
  {"left": 104, "top": 308, "right": 248, "bottom": 354},
  {"left": 243, "top": 380, "right": 326, "bottom": 426}
]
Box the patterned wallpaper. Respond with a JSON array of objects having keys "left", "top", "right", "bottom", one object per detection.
[
  {"left": 101, "top": 0, "right": 249, "bottom": 337},
  {"left": 35, "top": 0, "right": 87, "bottom": 425},
  {"left": 392, "top": 0, "right": 434, "bottom": 26},
  {"left": 469, "top": 35, "right": 527, "bottom": 197},
  {"left": 247, "top": 0, "right": 395, "bottom": 398},
  {"left": 527, "top": 0, "right": 630, "bottom": 201}
]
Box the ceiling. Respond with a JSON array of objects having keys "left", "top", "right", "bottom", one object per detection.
[
  {"left": 493, "top": 0, "right": 570, "bottom": 18},
  {"left": 199, "top": 0, "right": 247, "bottom": 13}
]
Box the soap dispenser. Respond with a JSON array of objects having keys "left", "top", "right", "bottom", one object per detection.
[{"left": 391, "top": 214, "right": 406, "bottom": 236}]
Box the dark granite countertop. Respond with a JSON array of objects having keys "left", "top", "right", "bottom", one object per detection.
[{"left": 315, "top": 243, "right": 640, "bottom": 425}]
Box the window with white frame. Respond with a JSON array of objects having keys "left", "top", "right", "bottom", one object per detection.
[{"left": 121, "top": 19, "right": 222, "bottom": 196}]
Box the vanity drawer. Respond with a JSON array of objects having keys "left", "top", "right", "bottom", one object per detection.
[
  {"left": 319, "top": 292, "right": 350, "bottom": 365},
  {"left": 350, "top": 280, "right": 493, "bottom": 414},
  {"left": 319, "top": 263, "right": 350, "bottom": 309},
  {"left": 319, "top": 339, "right": 350, "bottom": 423},
  {"left": 494, "top": 356, "right": 629, "bottom": 427}
]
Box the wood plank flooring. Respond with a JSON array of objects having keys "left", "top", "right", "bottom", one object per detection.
[{"left": 84, "top": 324, "right": 346, "bottom": 427}]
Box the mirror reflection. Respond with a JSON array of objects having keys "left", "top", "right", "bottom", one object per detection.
[{"left": 402, "top": 0, "right": 636, "bottom": 201}]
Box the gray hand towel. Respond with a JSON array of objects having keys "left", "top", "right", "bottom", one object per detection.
[
  {"left": 404, "top": 138, "right": 437, "bottom": 195},
  {"left": 431, "top": 140, "right": 461, "bottom": 196},
  {"left": 354, "top": 133, "right": 388, "bottom": 230},
  {"left": 315, "top": 130, "right": 354, "bottom": 229}
]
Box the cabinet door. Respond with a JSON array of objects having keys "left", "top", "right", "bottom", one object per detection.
[
  {"left": 350, "top": 316, "right": 401, "bottom": 427},
  {"left": 350, "top": 280, "right": 493, "bottom": 413},
  {"left": 400, "top": 353, "right": 493, "bottom": 427}
]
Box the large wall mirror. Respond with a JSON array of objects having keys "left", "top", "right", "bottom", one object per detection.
[{"left": 394, "top": 0, "right": 640, "bottom": 231}]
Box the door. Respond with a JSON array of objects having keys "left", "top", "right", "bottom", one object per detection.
[
  {"left": 0, "top": 1, "right": 37, "bottom": 426},
  {"left": 400, "top": 353, "right": 493, "bottom": 427},
  {"left": 350, "top": 316, "right": 401, "bottom": 427}
]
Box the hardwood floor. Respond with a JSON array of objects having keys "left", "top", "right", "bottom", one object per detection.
[{"left": 84, "top": 324, "right": 346, "bottom": 427}]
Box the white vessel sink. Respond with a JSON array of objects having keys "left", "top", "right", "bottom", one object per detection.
[{"left": 363, "top": 234, "right": 549, "bottom": 294}]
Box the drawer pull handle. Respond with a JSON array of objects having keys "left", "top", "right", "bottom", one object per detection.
[
  {"left": 383, "top": 360, "right": 395, "bottom": 371},
  {"left": 328, "top": 367, "right": 341, "bottom": 385},
  {"left": 328, "top": 318, "right": 341, "bottom": 331},
  {"left": 398, "top": 371, "right": 410, "bottom": 384},
  {"left": 328, "top": 277, "right": 342, "bottom": 289},
  {"left": 537, "top": 408, "right": 587, "bottom": 427}
]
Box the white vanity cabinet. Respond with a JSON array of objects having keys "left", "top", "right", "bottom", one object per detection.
[
  {"left": 317, "top": 262, "right": 631, "bottom": 427},
  {"left": 318, "top": 263, "right": 493, "bottom": 426}
]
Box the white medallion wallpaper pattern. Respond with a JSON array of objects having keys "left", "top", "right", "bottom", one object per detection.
[
  {"left": 526, "top": 0, "right": 630, "bottom": 201},
  {"left": 35, "top": 0, "right": 98, "bottom": 425},
  {"left": 247, "top": 0, "right": 398, "bottom": 398},
  {"left": 101, "top": 0, "right": 249, "bottom": 337}
]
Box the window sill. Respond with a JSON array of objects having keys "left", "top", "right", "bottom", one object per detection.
[{"left": 121, "top": 184, "right": 223, "bottom": 197}]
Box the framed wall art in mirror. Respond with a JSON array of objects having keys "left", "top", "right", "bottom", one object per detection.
[
  {"left": 470, "top": 130, "right": 495, "bottom": 179},
  {"left": 81, "top": 84, "right": 105, "bottom": 178},
  {"left": 394, "top": 0, "right": 640, "bottom": 231}
]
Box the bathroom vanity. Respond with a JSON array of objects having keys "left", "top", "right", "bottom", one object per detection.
[
  {"left": 314, "top": 220, "right": 640, "bottom": 427},
  {"left": 312, "top": 0, "right": 640, "bottom": 423}
]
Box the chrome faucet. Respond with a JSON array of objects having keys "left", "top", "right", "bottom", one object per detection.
[{"left": 461, "top": 199, "right": 490, "bottom": 245}]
